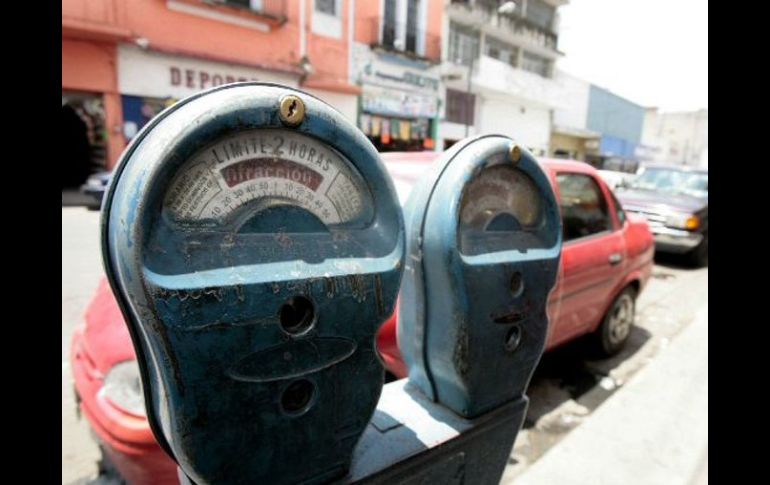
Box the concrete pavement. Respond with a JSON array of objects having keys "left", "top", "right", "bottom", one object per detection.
[{"left": 506, "top": 305, "right": 708, "bottom": 485}]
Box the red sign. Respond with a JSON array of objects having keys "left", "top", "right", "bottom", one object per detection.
[{"left": 220, "top": 159, "right": 324, "bottom": 190}]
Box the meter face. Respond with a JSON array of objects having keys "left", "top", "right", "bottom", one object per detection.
[
  {"left": 163, "top": 129, "right": 373, "bottom": 230},
  {"left": 458, "top": 164, "right": 545, "bottom": 255}
]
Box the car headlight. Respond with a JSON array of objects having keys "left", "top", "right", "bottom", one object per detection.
[
  {"left": 665, "top": 213, "right": 700, "bottom": 230},
  {"left": 101, "top": 360, "right": 146, "bottom": 417}
]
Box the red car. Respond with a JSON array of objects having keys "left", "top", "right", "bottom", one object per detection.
[
  {"left": 378, "top": 154, "right": 655, "bottom": 378},
  {"left": 70, "top": 154, "right": 653, "bottom": 484}
]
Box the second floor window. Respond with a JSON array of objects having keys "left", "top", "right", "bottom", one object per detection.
[
  {"left": 449, "top": 22, "right": 480, "bottom": 66},
  {"left": 484, "top": 36, "right": 518, "bottom": 66},
  {"left": 526, "top": 0, "right": 555, "bottom": 31},
  {"left": 446, "top": 89, "right": 475, "bottom": 125},
  {"left": 316, "top": 0, "right": 337, "bottom": 15},
  {"left": 521, "top": 51, "right": 550, "bottom": 77},
  {"left": 381, "top": 0, "right": 426, "bottom": 56},
  {"left": 216, "top": 0, "right": 264, "bottom": 12}
]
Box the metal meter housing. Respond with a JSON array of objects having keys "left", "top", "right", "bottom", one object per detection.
[
  {"left": 398, "top": 135, "right": 562, "bottom": 418},
  {"left": 102, "top": 83, "right": 404, "bottom": 484}
]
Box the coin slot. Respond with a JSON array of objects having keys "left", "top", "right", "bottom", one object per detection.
[
  {"left": 280, "top": 379, "right": 316, "bottom": 415},
  {"left": 505, "top": 325, "right": 522, "bottom": 352},
  {"left": 279, "top": 296, "right": 316, "bottom": 335}
]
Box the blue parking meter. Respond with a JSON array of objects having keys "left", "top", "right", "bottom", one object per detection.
[
  {"left": 398, "top": 135, "right": 562, "bottom": 418},
  {"left": 102, "top": 83, "right": 404, "bottom": 484}
]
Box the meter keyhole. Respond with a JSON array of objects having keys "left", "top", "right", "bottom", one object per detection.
[
  {"left": 279, "top": 296, "right": 315, "bottom": 335},
  {"left": 279, "top": 95, "right": 305, "bottom": 126},
  {"left": 281, "top": 379, "right": 316, "bottom": 415}
]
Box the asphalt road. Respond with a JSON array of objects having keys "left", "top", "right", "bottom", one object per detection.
[{"left": 62, "top": 206, "right": 708, "bottom": 484}]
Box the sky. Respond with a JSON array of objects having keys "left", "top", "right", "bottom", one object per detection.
[{"left": 556, "top": 0, "right": 708, "bottom": 112}]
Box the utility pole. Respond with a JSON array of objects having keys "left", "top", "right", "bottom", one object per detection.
[{"left": 465, "top": 53, "right": 474, "bottom": 138}]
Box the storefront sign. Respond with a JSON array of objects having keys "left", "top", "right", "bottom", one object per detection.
[
  {"left": 352, "top": 45, "right": 440, "bottom": 95},
  {"left": 118, "top": 45, "right": 298, "bottom": 99},
  {"left": 362, "top": 85, "right": 438, "bottom": 118}
]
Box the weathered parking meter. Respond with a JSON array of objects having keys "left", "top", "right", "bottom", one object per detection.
[
  {"left": 398, "top": 135, "right": 562, "bottom": 418},
  {"left": 102, "top": 83, "right": 404, "bottom": 484},
  {"left": 339, "top": 135, "right": 562, "bottom": 484}
]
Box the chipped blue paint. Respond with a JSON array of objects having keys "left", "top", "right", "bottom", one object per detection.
[
  {"left": 398, "top": 135, "right": 562, "bottom": 418},
  {"left": 102, "top": 83, "right": 405, "bottom": 485}
]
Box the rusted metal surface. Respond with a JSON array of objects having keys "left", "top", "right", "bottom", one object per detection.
[{"left": 103, "top": 83, "right": 405, "bottom": 484}]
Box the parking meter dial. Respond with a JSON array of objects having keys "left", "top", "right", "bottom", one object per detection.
[
  {"left": 164, "top": 129, "right": 373, "bottom": 229},
  {"left": 459, "top": 165, "right": 543, "bottom": 255}
]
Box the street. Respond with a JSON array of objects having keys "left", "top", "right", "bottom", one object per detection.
[{"left": 62, "top": 206, "right": 708, "bottom": 484}]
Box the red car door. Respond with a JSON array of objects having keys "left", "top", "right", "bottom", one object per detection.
[{"left": 546, "top": 171, "right": 625, "bottom": 349}]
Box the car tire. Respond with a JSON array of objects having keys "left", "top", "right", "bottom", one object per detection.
[
  {"left": 687, "top": 235, "right": 708, "bottom": 267},
  {"left": 592, "top": 287, "right": 637, "bottom": 357}
]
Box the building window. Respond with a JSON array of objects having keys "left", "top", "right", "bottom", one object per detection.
[
  {"left": 215, "top": 0, "right": 265, "bottom": 12},
  {"left": 382, "top": 0, "right": 397, "bottom": 47},
  {"left": 315, "top": 0, "right": 337, "bottom": 15},
  {"left": 446, "top": 89, "right": 475, "bottom": 125},
  {"left": 312, "top": 0, "right": 341, "bottom": 38},
  {"left": 521, "top": 51, "right": 550, "bottom": 77},
  {"left": 484, "top": 36, "right": 518, "bottom": 66},
  {"left": 526, "top": 0, "right": 555, "bottom": 31},
  {"left": 379, "top": 0, "right": 432, "bottom": 58},
  {"left": 449, "top": 22, "right": 480, "bottom": 66},
  {"left": 405, "top": 0, "right": 421, "bottom": 53}
]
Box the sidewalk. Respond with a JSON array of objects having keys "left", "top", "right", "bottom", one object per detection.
[{"left": 506, "top": 305, "right": 708, "bottom": 485}]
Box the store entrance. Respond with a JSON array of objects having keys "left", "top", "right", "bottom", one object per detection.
[
  {"left": 61, "top": 93, "right": 107, "bottom": 189},
  {"left": 359, "top": 114, "right": 433, "bottom": 153}
]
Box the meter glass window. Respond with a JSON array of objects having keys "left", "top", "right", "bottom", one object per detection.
[
  {"left": 163, "top": 129, "right": 373, "bottom": 231},
  {"left": 458, "top": 164, "right": 545, "bottom": 255}
]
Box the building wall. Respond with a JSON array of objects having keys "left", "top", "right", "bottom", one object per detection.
[
  {"left": 62, "top": 39, "right": 118, "bottom": 94},
  {"left": 350, "top": 0, "right": 445, "bottom": 151},
  {"left": 641, "top": 109, "right": 708, "bottom": 167},
  {"left": 62, "top": 0, "right": 360, "bottom": 169},
  {"left": 439, "top": 0, "right": 567, "bottom": 152},
  {"left": 306, "top": 0, "right": 359, "bottom": 93},
  {"left": 477, "top": 93, "right": 551, "bottom": 155},
  {"left": 552, "top": 69, "right": 590, "bottom": 130},
  {"left": 121, "top": 1, "right": 299, "bottom": 71},
  {"left": 586, "top": 85, "right": 645, "bottom": 145},
  {"left": 425, "top": 0, "right": 444, "bottom": 61},
  {"left": 62, "top": 39, "right": 125, "bottom": 166},
  {"left": 354, "top": 0, "right": 381, "bottom": 44},
  {"left": 551, "top": 132, "right": 587, "bottom": 160},
  {"left": 303, "top": 87, "right": 359, "bottom": 122},
  {"left": 63, "top": 0, "right": 358, "bottom": 95}
]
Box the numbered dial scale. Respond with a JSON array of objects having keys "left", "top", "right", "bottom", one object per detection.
[
  {"left": 457, "top": 164, "right": 546, "bottom": 255},
  {"left": 163, "top": 129, "right": 374, "bottom": 229}
]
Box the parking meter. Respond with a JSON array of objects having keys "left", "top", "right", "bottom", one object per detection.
[
  {"left": 398, "top": 135, "right": 562, "bottom": 418},
  {"left": 102, "top": 83, "right": 404, "bottom": 484},
  {"left": 337, "top": 135, "right": 562, "bottom": 484}
]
